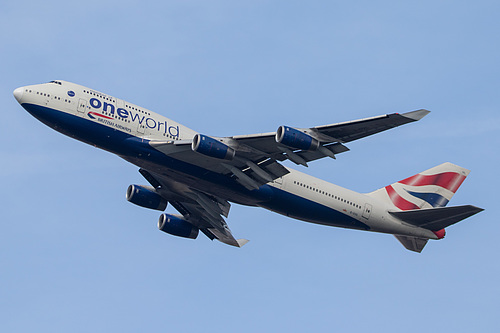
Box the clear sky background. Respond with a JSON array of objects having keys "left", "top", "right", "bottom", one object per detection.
[{"left": 1, "top": 1, "right": 499, "bottom": 332}]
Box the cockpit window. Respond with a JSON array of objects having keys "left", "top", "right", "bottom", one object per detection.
[{"left": 48, "top": 81, "right": 62, "bottom": 85}]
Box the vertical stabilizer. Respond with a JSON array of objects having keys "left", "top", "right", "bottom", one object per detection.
[
  {"left": 368, "top": 163, "right": 480, "bottom": 253},
  {"left": 368, "top": 162, "right": 470, "bottom": 211}
]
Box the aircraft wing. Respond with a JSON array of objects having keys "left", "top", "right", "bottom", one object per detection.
[
  {"left": 139, "top": 169, "right": 248, "bottom": 247},
  {"left": 149, "top": 109, "right": 430, "bottom": 190}
]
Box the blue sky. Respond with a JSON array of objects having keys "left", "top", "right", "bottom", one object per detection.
[{"left": 2, "top": 1, "right": 499, "bottom": 331}]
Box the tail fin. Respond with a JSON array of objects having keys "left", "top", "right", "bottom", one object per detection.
[
  {"left": 368, "top": 162, "right": 470, "bottom": 211},
  {"left": 368, "top": 163, "right": 483, "bottom": 253}
]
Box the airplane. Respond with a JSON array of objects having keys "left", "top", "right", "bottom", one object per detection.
[{"left": 13, "top": 80, "right": 483, "bottom": 252}]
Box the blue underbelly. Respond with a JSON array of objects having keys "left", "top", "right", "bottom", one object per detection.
[{"left": 256, "top": 185, "right": 370, "bottom": 230}]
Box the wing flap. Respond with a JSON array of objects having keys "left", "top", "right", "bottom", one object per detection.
[
  {"left": 247, "top": 159, "right": 289, "bottom": 180},
  {"left": 297, "top": 142, "right": 350, "bottom": 163}
]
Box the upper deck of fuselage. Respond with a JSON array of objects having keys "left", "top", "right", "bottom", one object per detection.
[{"left": 14, "top": 80, "right": 197, "bottom": 142}]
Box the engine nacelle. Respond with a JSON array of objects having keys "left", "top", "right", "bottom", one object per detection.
[
  {"left": 276, "top": 126, "right": 319, "bottom": 151},
  {"left": 158, "top": 214, "right": 199, "bottom": 239},
  {"left": 192, "top": 134, "right": 235, "bottom": 160},
  {"left": 126, "top": 185, "right": 167, "bottom": 211}
]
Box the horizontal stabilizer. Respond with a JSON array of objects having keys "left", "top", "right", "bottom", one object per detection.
[
  {"left": 394, "top": 235, "right": 429, "bottom": 253},
  {"left": 389, "top": 205, "right": 483, "bottom": 231}
]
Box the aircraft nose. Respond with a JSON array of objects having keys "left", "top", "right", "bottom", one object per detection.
[{"left": 13, "top": 87, "right": 24, "bottom": 103}]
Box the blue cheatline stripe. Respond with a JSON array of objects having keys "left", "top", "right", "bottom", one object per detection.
[
  {"left": 406, "top": 191, "right": 449, "bottom": 208},
  {"left": 22, "top": 103, "right": 368, "bottom": 230},
  {"left": 23, "top": 104, "right": 254, "bottom": 192}
]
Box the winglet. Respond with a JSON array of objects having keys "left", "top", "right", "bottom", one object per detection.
[
  {"left": 401, "top": 109, "right": 431, "bottom": 121},
  {"left": 236, "top": 239, "right": 250, "bottom": 247}
]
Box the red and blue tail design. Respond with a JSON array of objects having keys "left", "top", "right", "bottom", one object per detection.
[
  {"left": 368, "top": 162, "right": 481, "bottom": 252},
  {"left": 370, "top": 162, "right": 470, "bottom": 211}
]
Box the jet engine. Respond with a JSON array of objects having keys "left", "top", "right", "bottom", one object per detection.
[
  {"left": 158, "top": 214, "right": 199, "bottom": 239},
  {"left": 275, "top": 126, "right": 319, "bottom": 151},
  {"left": 192, "top": 134, "right": 235, "bottom": 160},
  {"left": 126, "top": 184, "right": 167, "bottom": 211}
]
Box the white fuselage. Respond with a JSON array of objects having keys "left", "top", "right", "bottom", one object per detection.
[{"left": 13, "top": 80, "right": 438, "bottom": 240}]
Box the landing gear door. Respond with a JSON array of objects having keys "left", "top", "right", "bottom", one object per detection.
[{"left": 362, "top": 203, "right": 372, "bottom": 220}]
